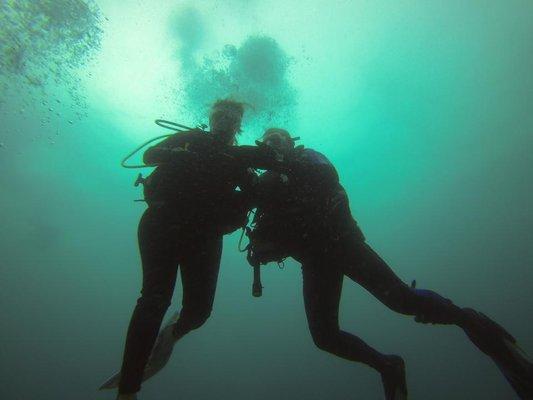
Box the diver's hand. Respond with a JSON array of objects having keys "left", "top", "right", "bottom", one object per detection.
[
  {"left": 143, "top": 145, "right": 197, "bottom": 165},
  {"left": 255, "top": 140, "right": 283, "bottom": 161},
  {"left": 169, "top": 145, "right": 190, "bottom": 156},
  {"left": 170, "top": 147, "right": 186, "bottom": 153},
  {"left": 226, "top": 144, "right": 281, "bottom": 170}
]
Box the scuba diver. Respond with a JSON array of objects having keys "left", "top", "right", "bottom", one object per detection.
[
  {"left": 104, "top": 100, "right": 278, "bottom": 400},
  {"left": 245, "top": 128, "right": 533, "bottom": 400}
]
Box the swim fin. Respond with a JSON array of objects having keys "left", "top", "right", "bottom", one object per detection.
[
  {"left": 99, "top": 370, "right": 120, "bottom": 390},
  {"left": 380, "top": 355, "right": 408, "bottom": 400},
  {"left": 99, "top": 312, "right": 180, "bottom": 390},
  {"left": 496, "top": 338, "right": 533, "bottom": 399},
  {"left": 462, "top": 308, "right": 533, "bottom": 399}
]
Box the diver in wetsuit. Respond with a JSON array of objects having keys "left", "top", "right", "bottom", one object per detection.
[
  {"left": 246, "top": 128, "right": 533, "bottom": 400},
  {"left": 112, "top": 100, "right": 277, "bottom": 400}
]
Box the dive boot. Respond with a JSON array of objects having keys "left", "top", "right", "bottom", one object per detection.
[
  {"left": 99, "top": 312, "right": 180, "bottom": 390},
  {"left": 380, "top": 355, "right": 408, "bottom": 400},
  {"left": 462, "top": 308, "right": 533, "bottom": 399}
]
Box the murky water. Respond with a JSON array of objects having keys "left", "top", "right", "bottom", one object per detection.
[{"left": 1, "top": 1, "right": 532, "bottom": 399}]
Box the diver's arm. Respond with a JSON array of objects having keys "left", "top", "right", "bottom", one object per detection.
[
  {"left": 143, "top": 148, "right": 172, "bottom": 165},
  {"left": 143, "top": 147, "right": 197, "bottom": 166},
  {"left": 143, "top": 133, "right": 190, "bottom": 165},
  {"left": 226, "top": 144, "right": 283, "bottom": 171}
]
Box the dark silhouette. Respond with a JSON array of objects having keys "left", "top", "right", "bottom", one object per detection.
[
  {"left": 246, "top": 128, "right": 533, "bottom": 400},
  {"left": 106, "top": 100, "right": 276, "bottom": 400}
]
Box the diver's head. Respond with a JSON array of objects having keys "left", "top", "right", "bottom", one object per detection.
[
  {"left": 209, "top": 99, "right": 245, "bottom": 144},
  {"left": 261, "top": 128, "right": 294, "bottom": 157}
]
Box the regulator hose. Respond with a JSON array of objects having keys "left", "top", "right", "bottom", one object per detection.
[{"left": 120, "top": 119, "right": 199, "bottom": 169}]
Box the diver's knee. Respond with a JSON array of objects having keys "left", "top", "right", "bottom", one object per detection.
[
  {"left": 310, "top": 328, "right": 338, "bottom": 352},
  {"left": 311, "top": 335, "right": 331, "bottom": 351},
  {"left": 374, "top": 291, "right": 416, "bottom": 317},
  {"left": 412, "top": 288, "right": 462, "bottom": 325},
  {"left": 136, "top": 292, "right": 172, "bottom": 315},
  {"left": 189, "top": 311, "right": 211, "bottom": 330}
]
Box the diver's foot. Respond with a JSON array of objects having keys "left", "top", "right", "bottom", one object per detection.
[
  {"left": 380, "top": 355, "right": 408, "bottom": 400},
  {"left": 462, "top": 308, "right": 533, "bottom": 399}
]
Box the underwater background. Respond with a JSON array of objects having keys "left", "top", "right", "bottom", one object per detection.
[{"left": 1, "top": 1, "right": 532, "bottom": 399}]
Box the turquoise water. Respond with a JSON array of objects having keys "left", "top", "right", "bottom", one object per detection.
[{"left": 1, "top": 1, "right": 532, "bottom": 399}]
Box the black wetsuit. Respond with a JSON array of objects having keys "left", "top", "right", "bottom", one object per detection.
[
  {"left": 119, "top": 130, "right": 274, "bottom": 394},
  {"left": 251, "top": 146, "right": 470, "bottom": 371}
]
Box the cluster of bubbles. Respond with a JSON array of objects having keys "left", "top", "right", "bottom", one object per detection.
[
  {"left": 169, "top": 7, "right": 296, "bottom": 133},
  {"left": 0, "top": 0, "right": 103, "bottom": 129}
]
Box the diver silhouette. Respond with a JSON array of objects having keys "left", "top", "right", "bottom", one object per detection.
[
  {"left": 244, "top": 128, "right": 533, "bottom": 400},
  {"left": 103, "top": 100, "right": 278, "bottom": 400}
]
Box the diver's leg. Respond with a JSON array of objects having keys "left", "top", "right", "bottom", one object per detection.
[
  {"left": 343, "top": 239, "right": 533, "bottom": 398},
  {"left": 144, "top": 234, "right": 223, "bottom": 373},
  {"left": 173, "top": 234, "right": 223, "bottom": 336},
  {"left": 302, "top": 260, "right": 407, "bottom": 400},
  {"left": 341, "top": 238, "right": 463, "bottom": 323},
  {"left": 302, "top": 261, "right": 384, "bottom": 368},
  {"left": 117, "top": 209, "right": 179, "bottom": 395}
]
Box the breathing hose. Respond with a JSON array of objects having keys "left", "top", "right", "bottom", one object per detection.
[
  {"left": 238, "top": 212, "right": 263, "bottom": 298},
  {"left": 120, "top": 134, "right": 173, "bottom": 169},
  {"left": 120, "top": 119, "right": 200, "bottom": 169}
]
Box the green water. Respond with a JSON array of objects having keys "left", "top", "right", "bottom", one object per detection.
[{"left": 1, "top": 1, "right": 532, "bottom": 399}]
